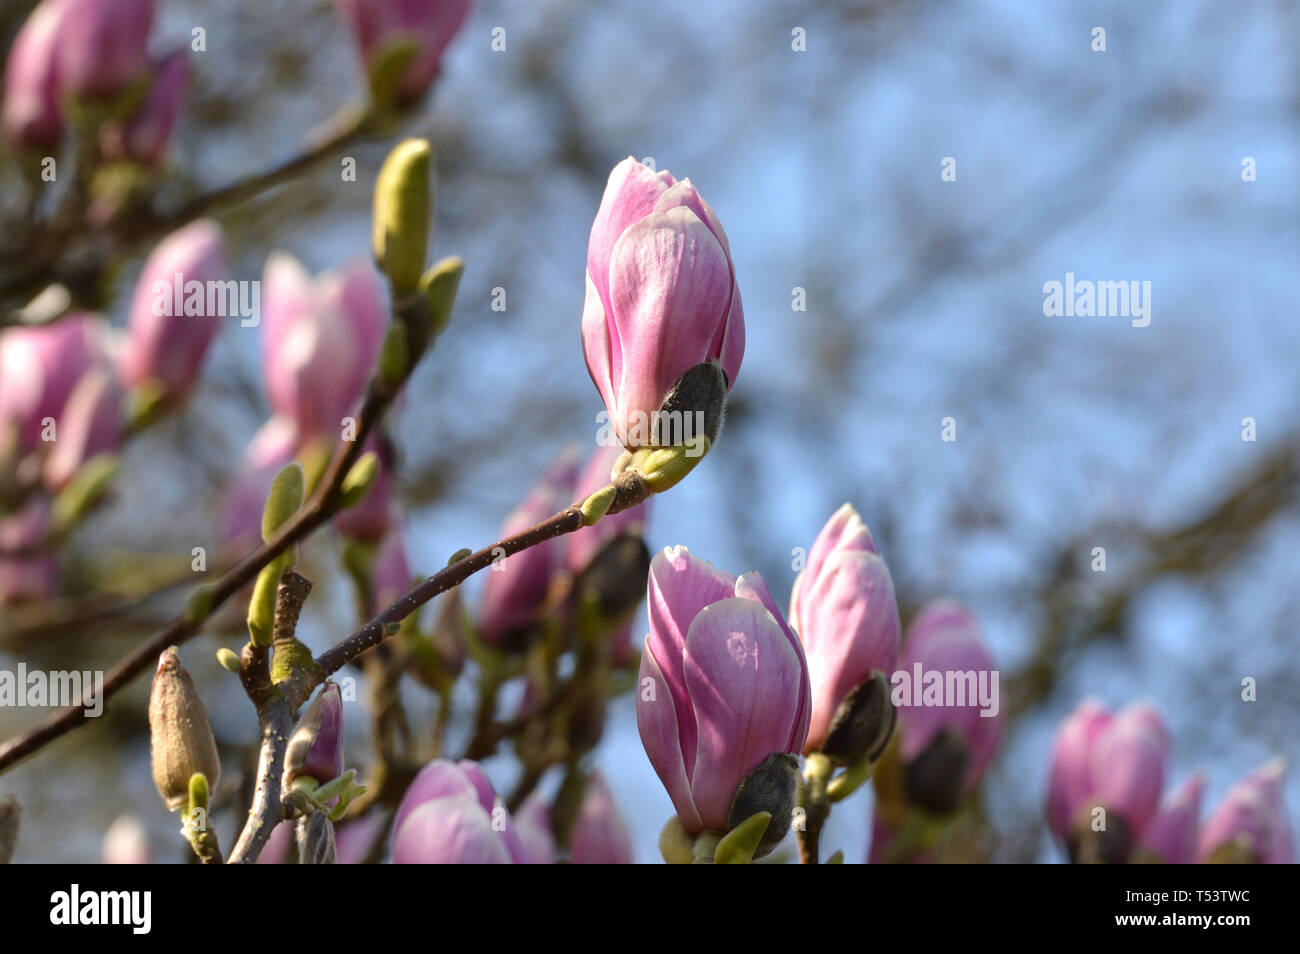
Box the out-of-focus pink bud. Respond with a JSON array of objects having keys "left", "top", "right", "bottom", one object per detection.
[
  {"left": 42, "top": 365, "right": 125, "bottom": 490},
  {"left": 566, "top": 442, "right": 650, "bottom": 577},
  {"left": 582, "top": 157, "right": 743, "bottom": 451},
  {"left": 1138, "top": 773, "right": 1205, "bottom": 865},
  {"left": 220, "top": 415, "right": 300, "bottom": 542},
  {"left": 0, "top": 313, "right": 107, "bottom": 452},
  {"left": 568, "top": 771, "right": 633, "bottom": 864},
  {"left": 284, "top": 682, "right": 345, "bottom": 786},
  {"left": 255, "top": 820, "right": 294, "bottom": 864},
  {"left": 0, "top": 501, "right": 57, "bottom": 604},
  {"left": 1045, "top": 698, "right": 1170, "bottom": 851},
  {"left": 54, "top": 0, "right": 153, "bottom": 100},
  {"left": 370, "top": 525, "right": 412, "bottom": 609},
  {"left": 790, "top": 503, "right": 900, "bottom": 754},
  {"left": 102, "top": 815, "right": 151, "bottom": 864},
  {"left": 896, "top": 601, "right": 1002, "bottom": 791},
  {"left": 392, "top": 758, "right": 526, "bottom": 864},
  {"left": 335, "top": 0, "right": 472, "bottom": 105},
  {"left": 1196, "top": 758, "right": 1293, "bottom": 864},
  {"left": 478, "top": 448, "right": 579, "bottom": 647},
  {"left": 99, "top": 48, "right": 188, "bottom": 166},
  {"left": 120, "top": 219, "right": 227, "bottom": 402},
  {"left": 1, "top": 0, "right": 69, "bottom": 150},
  {"left": 513, "top": 791, "right": 556, "bottom": 864},
  {"left": 334, "top": 813, "right": 387, "bottom": 864},
  {"left": 637, "top": 546, "right": 810, "bottom": 835},
  {"left": 260, "top": 253, "right": 387, "bottom": 440}
]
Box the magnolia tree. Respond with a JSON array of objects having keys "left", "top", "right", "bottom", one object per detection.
[{"left": 0, "top": 0, "right": 1292, "bottom": 866}]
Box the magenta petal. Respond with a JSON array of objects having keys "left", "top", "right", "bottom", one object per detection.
[
  {"left": 1196, "top": 758, "right": 1292, "bottom": 864},
  {"left": 635, "top": 644, "right": 703, "bottom": 834},
  {"left": 393, "top": 758, "right": 481, "bottom": 834},
  {"left": 1140, "top": 772, "right": 1205, "bottom": 864},
  {"left": 683, "top": 597, "right": 806, "bottom": 832},
  {"left": 645, "top": 546, "right": 737, "bottom": 775},
  {"left": 795, "top": 550, "right": 899, "bottom": 752},
  {"left": 587, "top": 157, "right": 674, "bottom": 309},
  {"left": 1046, "top": 698, "right": 1113, "bottom": 838},
  {"left": 569, "top": 771, "right": 633, "bottom": 864},
  {"left": 513, "top": 791, "right": 556, "bottom": 864},
  {"left": 734, "top": 570, "right": 811, "bottom": 753}
]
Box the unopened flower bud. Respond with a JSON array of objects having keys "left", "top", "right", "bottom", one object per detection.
[
  {"left": 372, "top": 138, "right": 432, "bottom": 295},
  {"left": 284, "top": 682, "right": 345, "bottom": 788},
  {"left": 148, "top": 647, "right": 221, "bottom": 812},
  {"left": 297, "top": 810, "right": 337, "bottom": 864},
  {"left": 819, "top": 670, "right": 896, "bottom": 766},
  {"left": 725, "top": 753, "right": 799, "bottom": 860}
]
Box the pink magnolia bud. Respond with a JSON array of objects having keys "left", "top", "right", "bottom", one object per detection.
[
  {"left": 582, "top": 158, "right": 744, "bottom": 450},
  {"left": 1046, "top": 699, "right": 1170, "bottom": 846},
  {"left": 42, "top": 365, "right": 125, "bottom": 490},
  {"left": 0, "top": 501, "right": 57, "bottom": 604},
  {"left": 120, "top": 219, "right": 227, "bottom": 401},
  {"left": 1196, "top": 758, "right": 1293, "bottom": 864},
  {"left": 478, "top": 448, "right": 579, "bottom": 646},
  {"left": 566, "top": 442, "right": 650, "bottom": 577},
  {"left": 569, "top": 771, "right": 633, "bottom": 864},
  {"left": 514, "top": 791, "right": 557, "bottom": 865},
  {"left": 637, "top": 546, "right": 810, "bottom": 835},
  {"left": 370, "top": 525, "right": 413, "bottom": 609},
  {"left": 895, "top": 601, "right": 1002, "bottom": 810},
  {"left": 284, "top": 682, "right": 345, "bottom": 786},
  {"left": 1139, "top": 773, "right": 1204, "bottom": 865},
  {"left": 2, "top": 0, "right": 69, "bottom": 150},
  {"left": 334, "top": 814, "right": 387, "bottom": 864},
  {"left": 0, "top": 313, "right": 107, "bottom": 452},
  {"left": 54, "top": 0, "right": 153, "bottom": 100},
  {"left": 393, "top": 758, "right": 526, "bottom": 864},
  {"left": 220, "top": 415, "right": 300, "bottom": 542},
  {"left": 261, "top": 253, "right": 387, "bottom": 440},
  {"left": 790, "top": 503, "right": 900, "bottom": 754},
  {"left": 336, "top": 0, "right": 472, "bottom": 105},
  {"left": 100, "top": 48, "right": 188, "bottom": 166}
]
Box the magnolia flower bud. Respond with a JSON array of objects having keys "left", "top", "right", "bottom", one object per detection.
[
  {"left": 54, "top": 0, "right": 153, "bottom": 101},
  {"left": 1046, "top": 698, "right": 1170, "bottom": 858},
  {"left": 0, "top": 313, "right": 107, "bottom": 453},
  {"left": 514, "top": 791, "right": 557, "bottom": 864},
  {"left": 478, "top": 448, "right": 579, "bottom": 648},
  {"left": 1138, "top": 773, "right": 1205, "bottom": 865},
  {"left": 636, "top": 546, "right": 810, "bottom": 837},
  {"left": 260, "top": 253, "right": 388, "bottom": 440},
  {"left": 791, "top": 503, "right": 900, "bottom": 756},
  {"left": 896, "top": 601, "right": 1003, "bottom": 812},
  {"left": 568, "top": 771, "right": 633, "bottom": 864},
  {"left": 297, "top": 811, "right": 337, "bottom": 864},
  {"left": 148, "top": 647, "right": 221, "bottom": 812},
  {"left": 284, "top": 682, "right": 345, "bottom": 788},
  {"left": 392, "top": 759, "right": 527, "bottom": 863},
  {"left": 1196, "top": 758, "right": 1293, "bottom": 864},
  {"left": 336, "top": 0, "right": 472, "bottom": 106},
  {"left": 567, "top": 442, "right": 651, "bottom": 580},
  {"left": 120, "top": 220, "right": 228, "bottom": 403},
  {"left": 1, "top": 0, "right": 68, "bottom": 150},
  {"left": 42, "top": 366, "right": 125, "bottom": 491},
  {"left": 582, "top": 158, "right": 744, "bottom": 451},
  {"left": 99, "top": 48, "right": 188, "bottom": 167}
]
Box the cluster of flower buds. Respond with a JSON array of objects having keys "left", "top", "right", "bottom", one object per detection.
[
  {"left": 2, "top": 0, "right": 188, "bottom": 167},
  {"left": 1047, "top": 698, "right": 1292, "bottom": 863},
  {"left": 0, "top": 221, "right": 228, "bottom": 605}
]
